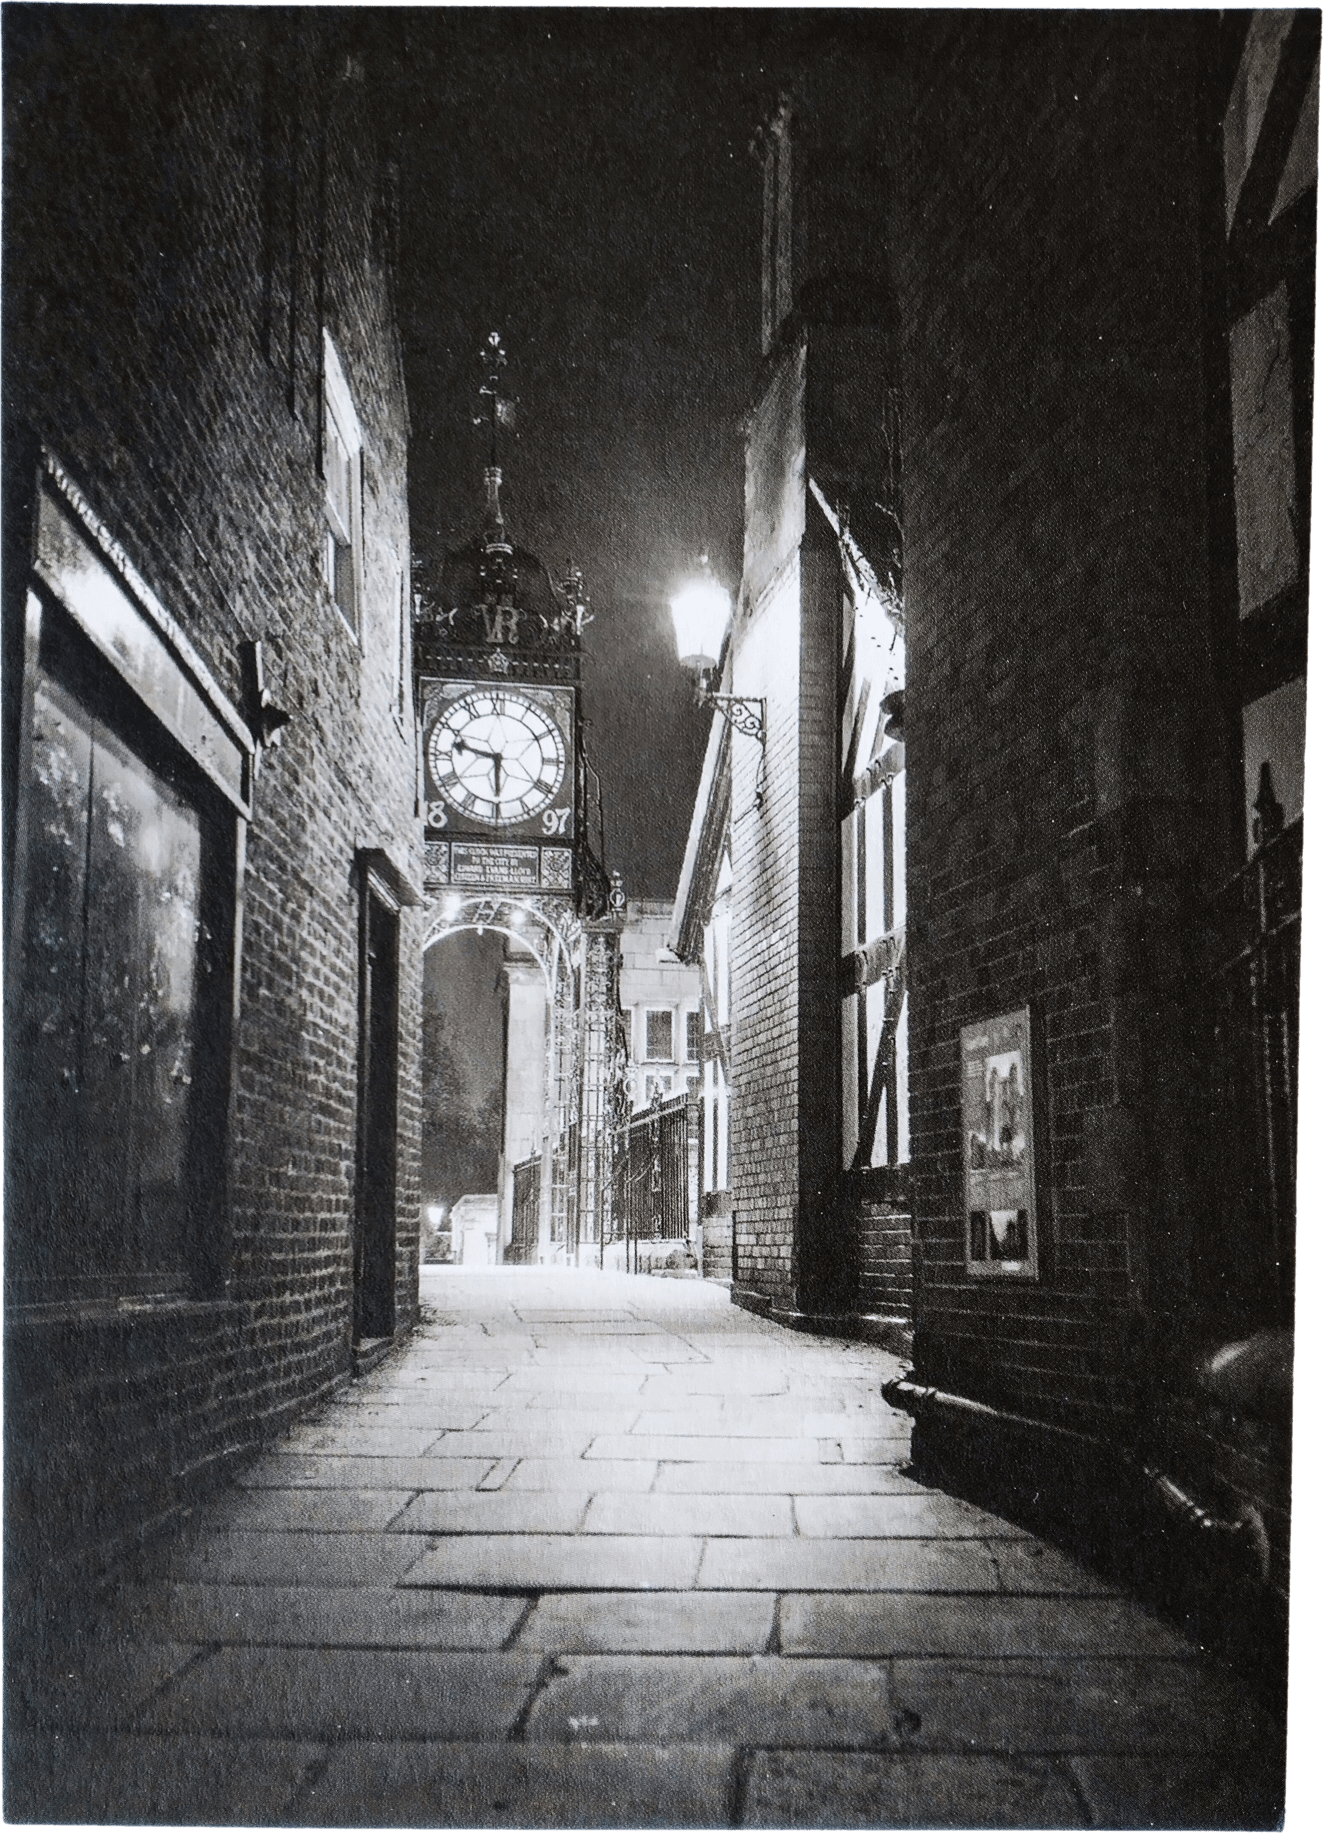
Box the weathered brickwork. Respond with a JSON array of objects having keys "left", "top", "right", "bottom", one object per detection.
[
  {"left": 4, "top": 12, "right": 421, "bottom": 1608},
  {"left": 856, "top": 1200, "right": 914, "bottom": 1322},
  {"left": 725, "top": 341, "right": 858, "bottom": 1321},
  {"left": 729, "top": 556, "right": 803, "bottom": 1311},
  {"left": 894, "top": 16, "right": 1227, "bottom": 1435}
]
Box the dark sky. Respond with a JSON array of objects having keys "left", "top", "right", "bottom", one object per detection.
[{"left": 388, "top": 9, "right": 797, "bottom": 897}]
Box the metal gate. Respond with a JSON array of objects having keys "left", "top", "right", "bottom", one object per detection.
[
  {"left": 611, "top": 1092, "right": 698, "bottom": 1253},
  {"left": 510, "top": 1154, "right": 540, "bottom": 1264}
]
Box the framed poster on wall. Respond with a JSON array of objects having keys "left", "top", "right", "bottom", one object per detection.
[{"left": 961, "top": 1006, "right": 1038, "bottom": 1278}]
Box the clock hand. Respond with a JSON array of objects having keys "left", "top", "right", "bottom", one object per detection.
[
  {"left": 454, "top": 734, "right": 499, "bottom": 763},
  {"left": 455, "top": 733, "right": 505, "bottom": 798}
]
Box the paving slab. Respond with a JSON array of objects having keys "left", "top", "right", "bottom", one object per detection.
[
  {"left": 631, "top": 1409, "right": 894, "bottom": 1437},
  {"left": 400, "top": 1533, "right": 704, "bottom": 1591},
  {"left": 318, "top": 1404, "right": 490, "bottom": 1430},
  {"left": 517, "top": 1590, "right": 776, "bottom": 1653},
  {"left": 583, "top": 1491, "right": 794, "bottom": 1537},
  {"left": 794, "top": 1492, "right": 1033, "bottom": 1539},
  {"left": 526, "top": 1653, "right": 895, "bottom": 1747},
  {"left": 391, "top": 1490, "right": 591, "bottom": 1534},
  {"left": 655, "top": 1460, "right": 926, "bottom": 1494},
  {"left": 1067, "top": 1752, "right": 1287, "bottom": 1829},
  {"left": 236, "top": 1453, "right": 498, "bottom": 1490},
  {"left": 138, "top": 1528, "right": 422, "bottom": 1588},
  {"left": 202, "top": 1485, "right": 417, "bottom": 1532},
  {"left": 137, "top": 1646, "right": 541, "bottom": 1739},
  {"left": 588, "top": 1433, "right": 833, "bottom": 1463},
  {"left": 106, "top": 1581, "right": 525, "bottom": 1650},
  {"left": 2, "top": 1732, "right": 322, "bottom": 1825},
  {"left": 294, "top": 1739, "right": 735, "bottom": 1827},
  {"left": 779, "top": 1592, "right": 1199, "bottom": 1659},
  {"left": 741, "top": 1748, "right": 1087, "bottom": 1828},
  {"left": 639, "top": 1371, "right": 790, "bottom": 1398},
  {"left": 502, "top": 1457, "right": 660, "bottom": 1491},
  {"left": 888, "top": 1657, "right": 1275, "bottom": 1754},
  {"left": 509, "top": 1387, "right": 650, "bottom": 1408},
  {"left": 836, "top": 1432, "right": 919, "bottom": 1461},
  {"left": 699, "top": 1536, "right": 1002, "bottom": 1592},
  {"left": 470, "top": 1407, "right": 645, "bottom": 1435},
  {"left": 992, "top": 1539, "right": 1121, "bottom": 1595},
  {"left": 427, "top": 1429, "right": 599, "bottom": 1458},
  {"left": 9, "top": 1639, "right": 199, "bottom": 1731},
  {"left": 283, "top": 1425, "right": 447, "bottom": 1456}
]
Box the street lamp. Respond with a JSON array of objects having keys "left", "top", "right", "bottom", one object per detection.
[{"left": 668, "top": 556, "right": 766, "bottom": 745}]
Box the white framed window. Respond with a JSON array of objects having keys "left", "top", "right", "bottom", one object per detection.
[
  {"left": 685, "top": 1009, "right": 702, "bottom": 1062},
  {"left": 322, "top": 329, "right": 363, "bottom": 638},
  {"left": 644, "top": 1008, "right": 674, "bottom": 1061}
]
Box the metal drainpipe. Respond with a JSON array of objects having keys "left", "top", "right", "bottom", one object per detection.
[{"left": 881, "top": 1375, "right": 1270, "bottom": 1585}]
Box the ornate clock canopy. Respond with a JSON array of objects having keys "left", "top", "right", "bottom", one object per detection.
[{"left": 412, "top": 333, "right": 607, "bottom": 916}]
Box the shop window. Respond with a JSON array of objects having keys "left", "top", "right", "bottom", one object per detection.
[
  {"left": 323, "top": 330, "right": 363, "bottom": 637},
  {"left": 6, "top": 460, "right": 248, "bottom": 1309}
]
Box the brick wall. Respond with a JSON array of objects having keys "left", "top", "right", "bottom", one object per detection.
[
  {"left": 857, "top": 1199, "right": 914, "bottom": 1322},
  {"left": 729, "top": 554, "right": 802, "bottom": 1310},
  {"left": 895, "top": 15, "right": 1224, "bottom": 1434},
  {"left": 4, "top": 11, "right": 421, "bottom": 1612},
  {"left": 727, "top": 337, "right": 855, "bottom": 1322}
]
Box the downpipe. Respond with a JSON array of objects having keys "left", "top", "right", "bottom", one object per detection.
[{"left": 882, "top": 1375, "right": 1271, "bottom": 1586}]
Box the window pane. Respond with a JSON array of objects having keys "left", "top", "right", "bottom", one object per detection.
[
  {"left": 82, "top": 715, "right": 200, "bottom": 1289},
  {"left": 1230, "top": 283, "right": 1299, "bottom": 615},
  {"left": 685, "top": 1010, "right": 702, "bottom": 1061},
  {"left": 10, "top": 657, "right": 201, "bottom": 1302},
  {"left": 9, "top": 672, "right": 94, "bottom": 1279},
  {"left": 645, "top": 1009, "right": 673, "bottom": 1060},
  {"left": 325, "top": 411, "right": 352, "bottom": 537}
]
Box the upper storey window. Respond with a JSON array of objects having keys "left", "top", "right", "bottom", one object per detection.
[{"left": 322, "top": 330, "right": 363, "bottom": 638}]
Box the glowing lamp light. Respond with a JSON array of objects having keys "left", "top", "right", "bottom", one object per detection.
[
  {"left": 669, "top": 556, "right": 732, "bottom": 674},
  {"left": 668, "top": 554, "right": 767, "bottom": 800}
]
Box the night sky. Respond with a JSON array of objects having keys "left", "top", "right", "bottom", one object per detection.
[
  {"left": 389, "top": 9, "right": 832, "bottom": 897},
  {"left": 383, "top": 10, "right": 901, "bottom": 1199}
]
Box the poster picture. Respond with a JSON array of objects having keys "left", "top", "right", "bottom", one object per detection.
[{"left": 962, "top": 1007, "right": 1038, "bottom": 1277}]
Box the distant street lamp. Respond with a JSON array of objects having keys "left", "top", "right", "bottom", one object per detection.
[{"left": 669, "top": 556, "right": 766, "bottom": 746}]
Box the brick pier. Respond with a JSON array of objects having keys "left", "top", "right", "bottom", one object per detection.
[{"left": 8, "top": 1271, "right": 1285, "bottom": 1827}]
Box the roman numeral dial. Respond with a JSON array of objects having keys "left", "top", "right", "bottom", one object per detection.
[{"left": 427, "top": 688, "right": 568, "bottom": 829}]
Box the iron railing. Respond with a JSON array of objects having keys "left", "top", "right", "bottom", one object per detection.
[{"left": 1203, "top": 816, "right": 1301, "bottom": 1327}]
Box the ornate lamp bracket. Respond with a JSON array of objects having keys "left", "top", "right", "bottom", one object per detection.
[{"left": 706, "top": 693, "right": 766, "bottom": 745}]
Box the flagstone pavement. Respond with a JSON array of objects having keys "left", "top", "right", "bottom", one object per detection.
[{"left": 9, "top": 1269, "right": 1287, "bottom": 1827}]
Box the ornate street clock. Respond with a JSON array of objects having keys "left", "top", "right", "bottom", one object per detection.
[
  {"left": 412, "top": 334, "right": 609, "bottom": 913},
  {"left": 422, "top": 682, "right": 574, "bottom": 840}
]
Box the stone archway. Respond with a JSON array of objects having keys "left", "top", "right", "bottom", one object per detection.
[{"left": 422, "top": 890, "right": 624, "bottom": 1265}]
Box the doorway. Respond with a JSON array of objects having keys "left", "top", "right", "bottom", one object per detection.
[{"left": 355, "top": 876, "right": 400, "bottom": 1344}]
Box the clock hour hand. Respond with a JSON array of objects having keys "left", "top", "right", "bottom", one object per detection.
[{"left": 454, "top": 734, "right": 503, "bottom": 801}]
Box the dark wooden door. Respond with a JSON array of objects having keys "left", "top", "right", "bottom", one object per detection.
[{"left": 355, "top": 882, "right": 399, "bottom": 1341}]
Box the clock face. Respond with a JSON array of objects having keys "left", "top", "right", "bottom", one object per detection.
[{"left": 427, "top": 688, "right": 568, "bottom": 828}]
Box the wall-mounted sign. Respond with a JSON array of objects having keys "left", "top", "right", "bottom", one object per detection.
[
  {"left": 961, "top": 1006, "right": 1038, "bottom": 1279},
  {"left": 420, "top": 678, "right": 575, "bottom": 841},
  {"left": 424, "top": 840, "right": 574, "bottom": 895}
]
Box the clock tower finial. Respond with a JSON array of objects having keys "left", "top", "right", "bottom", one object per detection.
[{"left": 477, "top": 331, "right": 516, "bottom": 549}]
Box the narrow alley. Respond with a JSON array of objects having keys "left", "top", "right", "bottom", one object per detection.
[{"left": 12, "top": 1271, "right": 1283, "bottom": 1828}]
